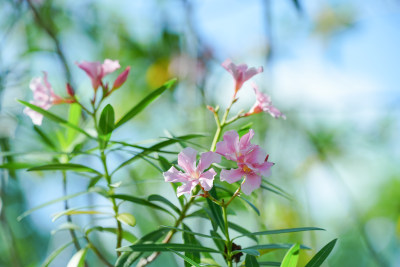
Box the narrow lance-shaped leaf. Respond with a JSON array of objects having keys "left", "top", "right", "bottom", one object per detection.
[
  {"left": 28, "top": 163, "right": 101, "bottom": 174},
  {"left": 41, "top": 241, "right": 74, "bottom": 267},
  {"left": 161, "top": 225, "right": 224, "bottom": 240},
  {"left": 182, "top": 224, "right": 201, "bottom": 267},
  {"left": 34, "top": 125, "right": 56, "bottom": 149},
  {"left": 116, "top": 243, "right": 220, "bottom": 253},
  {"left": 148, "top": 194, "right": 181, "bottom": 214},
  {"left": 66, "top": 103, "right": 82, "bottom": 144},
  {"left": 233, "top": 227, "right": 325, "bottom": 240},
  {"left": 52, "top": 209, "right": 110, "bottom": 222},
  {"left": 246, "top": 254, "right": 260, "bottom": 267},
  {"left": 66, "top": 247, "right": 88, "bottom": 267},
  {"left": 305, "top": 239, "right": 337, "bottom": 267},
  {"left": 167, "top": 248, "right": 201, "bottom": 267},
  {"left": 0, "top": 162, "right": 41, "bottom": 170},
  {"left": 115, "top": 78, "right": 177, "bottom": 128},
  {"left": 85, "top": 226, "right": 137, "bottom": 243},
  {"left": 18, "top": 100, "right": 92, "bottom": 138},
  {"left": 280, "top": 243, "right": 300, "bottom": 267}
]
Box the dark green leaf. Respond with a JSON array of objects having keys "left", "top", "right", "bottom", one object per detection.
[
  {"left": 117, "top": 243, "right": 220, "bottom": 253},
  {"left": 206, "top": 187, "right": 224, "bottom": 231},
  {"left": 167, "top": 248, "right": 201, "bottom": 267},
  {"left": 305, "top": 239, "right": 337, "bottom": 267},
  {"left": 148, "top": 194, "right": 180, "bottom": 214},
  {"left": 258, "top": 261, "right": 281, "bottom": 266},
  {"left": 161, "top": 225, "right": 223, "bottom": 240},
  {"left": 19, "top": 100, "right": 92, "bottom": 138},
  {"left": 99, "top": 104, "right": 115, "bottom": 135},
  {"left": 85, "top": 226, "right": 137, "bottom": 243},
  {"left": 234, "top": 227, "right": 325, "bottom": 240},
  {"left": 115, "top": 78, "right": 177, "bottom": 128},
  {"left": 210, "top": 230, "right": 225, "bottom": 252},
  {"left": 281, "top": 243, "right": 300, "bottom": 267},
  {"left": 234, "top": 249, "right": 260, "bottom": 256},
  {"left": 245, "top": 254, "right": 260, "bottom": 267},
  {"left": 260, "top": 184, "right": 292, "bottom": 201},
  {"left": 28, "top": 163, "right": 101, "bottom": 174},
  {"left": 110, "top": 194, "right": 175, "bottom": 217},
  {"left": 244, "top": 244, "right": 310, "bottom": 250},
  {"left": 228, "top": 222, "right": 257, "bottom": 242},
  {"left": 182, "top": 224, "right": 201, "bottom": 267}
]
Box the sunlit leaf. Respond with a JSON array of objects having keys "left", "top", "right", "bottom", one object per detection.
[
  {"left": 280, "top": 243, "right": 300, "bottom": 267},
  {"left": 66, "top": 247, "right": 88, "bottom": 267},
  {"left": 0, "top": 162, "right": 41, "bottom": 170},
  {"left": 66, "top": 103, "right": 82, "bottom": 145},
  {"left": 52, "top": 208, "right": 110, "bottom": 222},
  {"left": 116, "top": 213, "right": 136, "bottom": 227},
  {"left": 305, "top": 239, "right": 337, "bottom": 267},
  {"left": 115, "top": 78, "right": 177, "bottom": 128}
]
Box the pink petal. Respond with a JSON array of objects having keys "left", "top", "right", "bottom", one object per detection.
[
  {"left": 102, "top": 59, "right": 120, "bottom": 77},
  {"left": 243, "top": 66, "right": 263, "bottom": 82},
  {"left": 220, "top": 168, "right": 244, "bottom": 184},
  {"left": 197, "top": 152, "right": 221, "bottom": 173},
  {"left": 76, "top": 61, "right": 102, "bottom": 90},
  {"left": 177, "top": 181, "right": 198, "bottom": 197},
  {"left": 216, "top": 130, "right": 239, "bottom": 161},
  {"left": 255, "top": 161, "right": 274, "bottom": 177},
  {"left": 221, "top": 59, "right": 238, "bottom": 78},
  {"left": 112, "top": 66, "right": 130, "bottom": 90},
  {"left": 178, "top": 147, "right": 197, "bottom": 175},
  {"left": 245, "top": 146, "right": 267, "bottom": 165},
  {"left": 23, "top": 107, "right": 43, "bottom": 125},
  {"left": 241, "top": 173, "right": 261, "bottom": 195},
  {"left": 163, "top": 166, "right": 190, "bottom": 183},
  {"left": 239, "top": 129, "right": 256, "bottom": 154},
  {"left": 198, "top": 168, "right": 217, "bottom": 191}
]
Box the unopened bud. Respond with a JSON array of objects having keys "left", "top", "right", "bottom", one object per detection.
[{"left": 66, "top": 83, "right": 75, "bottom": 97}]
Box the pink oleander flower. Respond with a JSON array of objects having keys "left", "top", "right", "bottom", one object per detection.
[
  {"left": 245, "top": 83, "right": 286, "bottom": 119},
  {"left": 163, "top": 147, "right": 221, "bottom": 197},
  {"left": 23, "top": 72, "right": 64, "bottom": 125},
  {"left": 222, "top": 59, "right": 263, "bottom": 94},
  {"left": 76, "top": 59, "right": 120, "bottom": 91},
  {"left": 216, "top": 129, "right": 273, "bottom": 195}
]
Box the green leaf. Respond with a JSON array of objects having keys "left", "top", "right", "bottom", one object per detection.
[
  {"left": 206, "top": 188, "right": 224, "bottom": 231},
  {"left": 148, "top": 194, "right": 180, "bottom": 214},
  {"left": 17, "top": 191, "right": 89, "bottom": 221},
  {"left": 28, "top": 163, "right": 101, "bottom": 174},
  {"left": 66, "top": 247, "right": 88, "bottom": 267},
  {"left": 67, "top": 103, "right": 82, "bottom": 144},
  {"left": 19, "top": 100, "right": 92, "bottom": 138},
  {"left": 51, "top": 222, "right": 81, "bottom": 235},
  {"left": 116, "top": 213, "right": 136, "bottom": 227},
  {"left": 161, "top": 225, "right": 223, "bottom": 240},
  {"left": 182, "top": 224, "right": 201, "bottom": 267},
  {"left": 115, "top": 228, "right": 170, "bottom": 267},
  {"left": 52, "top": 208, "right": 110, "bottom": 222},
  {"left": 305, "top": 239, "right": 337, "bottom": 267},
  {"left": 245, "top": 254, "right": 260, "bottom": 267},
  {"left": 234, "top": 227, "right": 325, "bottom": 240},
  {"left": 234, "top": 249, "right": 260, "bottom": 256},
  {"left": 41, "top": 241, "right": 74, "bottom": 267},
  {"left": 238, "top": 196, "right": 260, "bottom": 216},
  {"left": 260, "top": 184, "right": 292, "bottom": 201},
  {"left": 167, "top": 248, "right": 201, "bottom": 267},
  {"left": 34, "top": 125, "right": 57, "bottom": 149},
  {"left": 86, "top": 226, "right": 137, "bottom": 243},
  {"left": 111, "top": 134, "right": 204, "bottom": 175},
  {"left": 99, "top": 104, "right": 115, "bottom": 135},
  {"left": 280, "top": 243, "right": 300, "bottom": 267},
  {"left": 244, "top": 244, "right": 310, "bottom": 251},
  {"left": 117, "top": 243, "right": 220, "bottom": 253},
  {"left": 115, "top": 78, "right": 177, "bottom": 128},
  {"left": 259, "top": 262, "right": 281, "bottom": 266},
  {"left": 210, "top": 230, "right": 225, "bottom": 252},
  {"left": 228, "top": 222, "right": 257, "bottom": 242},
  {"left": 238, "top": 123, "right": 253, "bottom": 137},
  {"left": 0, "top": 162, "right": 40, "bottom": 170},
  {"left": 110, "top": 194, "right": 175, "bottom": 217}
]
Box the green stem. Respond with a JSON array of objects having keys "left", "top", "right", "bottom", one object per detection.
[
  {"left": 222, "top": 204, "right": 233, "bottom": 267},
  {"left": 85, "top": 237, "right": 113, "bottom": 267},
  {"left": 210, "top": 97, "right": 236, "bottom": 151}
]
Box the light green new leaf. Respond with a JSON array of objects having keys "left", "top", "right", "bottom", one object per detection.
[
  {"left": 67, "top": 247, "right": 88, "bottom": 267},
  {"left": 28, "top": 163, "right": 101, "bottom": 174},
  {"left": 0, "top": 162, "right": 40, "bottom": 170},
  {"left": 18, "top": 100, "right": 92, "bottom": 138},
  {"left": 167, "top": 248, "right": 201, "bottom": 267},
  {"left": 280, "top": 243, "right": 300, "bottom": 267},
  {"left": 246, "top": 254, "right": 260, "bottom": 267},
  {"left": 115, "top": 78, "right": 177, "bottom": 128},
  {"left": 99, "top": 104, "right": 115, "bottom": 135},
  {"left": 116, "top": 213, "right": 136, "bottom": 227},
  {"left": 305, "top": 239, "right": 337, "bottom": 267},
  {"left": 67, "top": 103, "right": 82, "bottom": 144},
  {"left": 52, "top": 209, "right": 110, "bottom": 222}
]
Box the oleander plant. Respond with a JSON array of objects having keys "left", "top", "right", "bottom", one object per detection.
[{"left": 2, "top": 58, "right": 337, "bottom": 267}]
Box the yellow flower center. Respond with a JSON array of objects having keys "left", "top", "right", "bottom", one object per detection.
[{"left": 242, "top": 165, "right": 252, "bottom": 173}]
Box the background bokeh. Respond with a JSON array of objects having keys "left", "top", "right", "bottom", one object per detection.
[{"left": 0, "top": 0, "right": 399, "bottom": 266}]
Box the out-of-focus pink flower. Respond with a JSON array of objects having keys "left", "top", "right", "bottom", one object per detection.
[
  {"left": 23, "top": 72, "right": 63, "bottom": 125},
  {"left": 111, "top": 66, "right": 130, "bottom": 91},
  {"left": 163, "top": 147, "right": 221, "bottom": 197},
  {"left": 245, "top": 83, "right": 286, "bottom": 119},
  {"left": 222, "top": 59, "right": 263, "bottom": 93},
  {"left": 216, "top": 130, "right": 273, "bottom": 195},
  {"left": 76, "top": 59, "right": 120, "bottom": 91}
]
